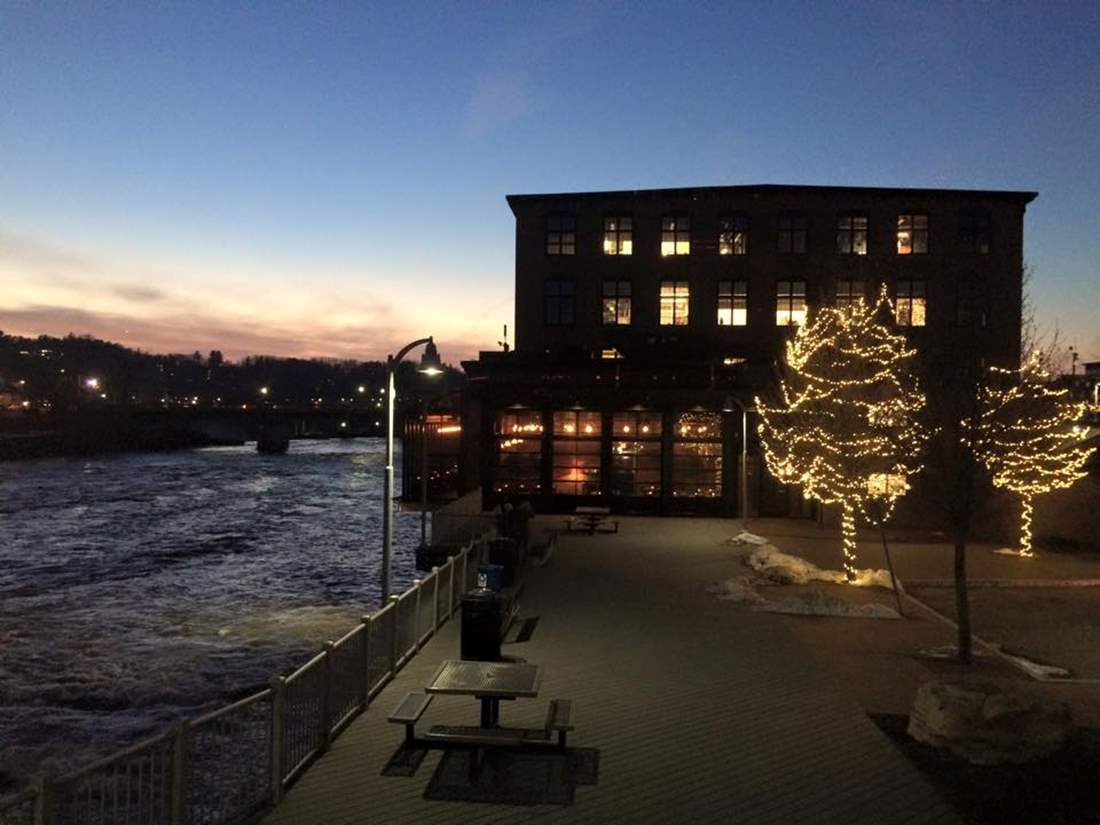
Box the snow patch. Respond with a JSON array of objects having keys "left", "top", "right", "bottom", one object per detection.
[
  {"left": 993, "top": 548, "right": 1037, "bottom": 558},
  {"left": 995, "top": 647, "right": 1072, "bottom": 679},
  {"left": 725, "top": 531, "right": 770, "bottom": 546},
  {"left": 745, "top": 544, "right": 898, "bottom": 590},
  {"left": 758, "top": 590, "right": 899, "bottom": 619}
]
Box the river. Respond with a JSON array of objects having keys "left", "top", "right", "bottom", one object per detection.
[{"left": 0, "top": 438, "right": 422, "bottom": 793}]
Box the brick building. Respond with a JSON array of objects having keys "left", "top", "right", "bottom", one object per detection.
[{"left": 461, "top": 184, "right": 1037, "bottom": 517}]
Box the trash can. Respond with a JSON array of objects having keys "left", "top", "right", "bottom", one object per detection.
[
  {"left": 461, "top": 588, "right": 503, "bottom": 661},
  {"left": 478, "top": 563, "right": 504, "bottom": 592}
]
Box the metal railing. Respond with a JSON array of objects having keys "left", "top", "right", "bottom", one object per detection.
[{"left": 0, "top": 535, "right": 487, "bottom": 825}]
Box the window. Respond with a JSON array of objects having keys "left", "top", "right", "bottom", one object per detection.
[
  {"left": 546, "top": 215, "right": 575, "bottom": 255},
  {"left": 611, "top": 411, "right": 662, "bottom": 497},
  {"left": 600, "top": 347, "right": 623, "bottom": 360},
  {"left": 776, "top": 280, "right": 807, "bottom": 326},
  {"left": 956, "top": 280, "right": 987, "bottom": 327},
  {"left": 836, "top": 214, "right": 868, "bottom": 255},
  {"left": 719, "top": 215, "right": 749, "bottom": 255},
  {"left": 660, "top": 281, "right": 690, "bottom": 325},
  {"left": 671, "top": 412, "right": 722, "bottom": 498},
  {"left": 661, "top": 215, "right": 690, "bottom": 256},
  {"left": 778, "top": 213, "right": 807, "bottom": 254},
  {"left": 552, "top": 411, "right": 602, "bottom": 495},
  {"left": 895, "top": 280, "right": 927, "bottom": 326},
  {"left": 958, "top": 209, "right": 991, "bottom": 254},
  {"left": 896, "top": 214, "right": 928, "bottom": 255},
  {"left": 494, "top": 411, "right": 543, "bottom": 494},
  {"left": 717, "top": 280, "right": 748, "bottom": 326},
  {"left": 544, "top": 279, "right": 574, "bottom": 326},
  {"left": 603, "top": 217, "right": 633, "bottom": 255},
  {"left": 602, "top": 280, "right": 632, "bottom": 325},
  {"left": 835, "top": 279, "right": 865, "bottom": 309}
]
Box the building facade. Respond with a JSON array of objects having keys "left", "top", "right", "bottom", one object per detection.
[{"left": 462, "top": 184, "right": 1037, "bottom": 517}]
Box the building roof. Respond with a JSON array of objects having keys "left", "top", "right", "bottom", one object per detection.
[{"left": 506, "top": 183, "right": 1039, "bottom": 214}]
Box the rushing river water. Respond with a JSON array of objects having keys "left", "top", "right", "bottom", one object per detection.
[{"left": 0, "top": 438, "right": 422, "bottom": 793}]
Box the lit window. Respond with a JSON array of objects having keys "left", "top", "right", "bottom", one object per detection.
[
  {"left": 553, "top": 411, "right": 602, "bottom": 495},
  {"left": 603, "top": 217, "right": 633, "bottom": 255},
  {"left": 602, "top": 280, "right": 632, "bottom": 325},
  {"left": 958, "top": 209, "right": 991, "bottom": 254},
  {"left": 719, "top": 215, "right": 749, "bottom": 255},
  {"left": 717, "top": 280, "right": 747, "bottom": 326},
  {"left": 895, "top": 280, "right": 927, "bottom": 326},
  {"left": 661, "top": 215, "right": 690, "bottom": 256},
  {"left": 835, "top": 280, "right": 865, "bottom": 309},
  {"left": 778, "top": 213, "right": 807, "bottom": 255},
  {"left": 896, "top": 214, "right": 928, "bottom": 255},
  {"left": 494, "top": 411, "right": 543, "bottom": 494},
  {"left": 836, "top": 214, "right": 868, "bottom": 255},
  {"left": 601, "top": 347, "right": 623, "bottom": 360},
  {"left": 776, "top": 281, "right": 807, "bottom": 326},
  {"left": 611, "top": 411, "right": 662, "bottom": 497},
  {"left": 671, "top": 412, "right": 722, "bottom": 498},
  {"left": 660, "top": 281, "right": 690, "bottom": 326},
  {"left": 544, "top": 279, "right": 574, "bottom": 326},
  {"left": 546, "top": 215, "right": 575, "bottom": 255}
]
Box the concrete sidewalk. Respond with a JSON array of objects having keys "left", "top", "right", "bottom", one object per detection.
[{"left": 264, "top": 517, "right": 959, "bottom": 824}]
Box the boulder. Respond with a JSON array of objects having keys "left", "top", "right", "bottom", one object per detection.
[{"left": 907, "top": 680, "right": 1071, "bottom": 765}]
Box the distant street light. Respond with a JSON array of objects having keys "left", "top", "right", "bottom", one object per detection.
[
  {"left": 259, "top": 386, "right": 269, "bottom": 396},
  {"left": 84, "top": 377, "right": 100, "bottom": 390},
  {"left": 381, "top": 337, "right": 442, "bottom": 601}
]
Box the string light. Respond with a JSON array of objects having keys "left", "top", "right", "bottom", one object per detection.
[
  {"left": 756, "top": 287, "right": 928, "bottom": 581},
  {"left": 975, "top": 354, "right": 1095, "bottom": 557}
]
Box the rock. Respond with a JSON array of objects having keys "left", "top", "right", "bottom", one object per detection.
[{"left": 907, "top": 680, "right": 1072, "bottom": 765}]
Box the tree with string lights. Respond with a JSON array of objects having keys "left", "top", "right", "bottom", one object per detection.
[
  {"left": 756, "top": 287, "right": 928, "bottom": 582},
  {"left": 975, "top": 355, "right": 1095, "bottom": 557}
]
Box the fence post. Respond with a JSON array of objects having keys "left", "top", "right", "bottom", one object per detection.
[
  {"left": 32, "top": 775, "right": 53, "bottom": 825},
  {"left": 447, "top": 557, "right": 456, "bottom": 618},
  {"left": 270, "top": 676, "right": 287, "bottom": 805},
  {"left": 412, "top": 579, "right": 422, "bottom": 652},
  {"left": 388, "top": 594, "right": 400, "bottom": 676},
  {"left": 171, "top": 719, "right": 190, "bottom": 825},
  {"left": 359, "top": 618, "right": 371, "bottom": 709},
  {"left": 320, "top": 641, "right": 334, "bottom": 750},
  {"left": 430, "top": 566, "right": 440, "bottom": 631}
]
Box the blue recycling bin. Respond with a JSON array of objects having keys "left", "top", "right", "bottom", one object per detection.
[{"left": 477, "top": 563, "right": 504, "bottom": 592}]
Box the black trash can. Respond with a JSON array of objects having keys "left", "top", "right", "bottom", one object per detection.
[{"left": 460, "top": 588, "right": 503, "bottom": 661}]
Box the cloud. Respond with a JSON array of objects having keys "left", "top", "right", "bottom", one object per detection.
[
  {"left": 112, "top": 284, "right": 166, "bottom": 303},
  {"left": 460, "top": 72, "right": 530, "bottom": 139}
]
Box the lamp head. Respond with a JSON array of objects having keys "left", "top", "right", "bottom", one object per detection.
[{"left": 418, "top": 339, "right": 443, "bottom": 376}]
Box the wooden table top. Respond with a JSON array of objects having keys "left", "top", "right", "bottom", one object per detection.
[{"left": 424, "top": 660, "right": 542, "bottom": 698}]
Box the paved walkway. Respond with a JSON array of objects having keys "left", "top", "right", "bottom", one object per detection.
[{"left": 264, "top": 517, "right": 960, "bottom": 824}]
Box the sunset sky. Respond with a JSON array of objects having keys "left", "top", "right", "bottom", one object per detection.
[{"left": 2, "top": 3, "right": 1098, "bottom": 366}]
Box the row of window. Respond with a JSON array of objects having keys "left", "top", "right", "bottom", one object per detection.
[
  {"left": 546, "top": 210, "right": 993, "bottom": 257},
  {"left": 494, "top": 410, "right": 723, "bottom": 497},
  {"left": 546, "top": 278, "right": 945, "bottom": 328}
]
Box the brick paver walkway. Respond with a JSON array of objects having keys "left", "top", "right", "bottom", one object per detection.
[{"left": 264, "top": 517, "right": 960, "bottom": 824}]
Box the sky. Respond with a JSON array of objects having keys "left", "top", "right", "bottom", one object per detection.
[{"left": 2, "top": 1, "right": 1099, "bottom": 367}]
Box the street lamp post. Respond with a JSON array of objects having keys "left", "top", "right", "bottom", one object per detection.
[
  {"left": 722, "top": 395, "right": 756, "bottom": 529},
  {"left": 381, "top": 337, "right": 442, "bottom": 602}
]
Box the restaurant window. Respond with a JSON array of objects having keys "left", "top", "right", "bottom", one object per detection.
[
  {"left": 896, "top": 214, "right": 928, "bottom": 255},
  {"left": 958, "top": 209, "right": 991, "bottom": 254},
  {"left": 546, "top": 214, "right": 576, "bottom": 256},
  {"left": 659, "top": 281, "right": 690, "bottom": 325},
  {"left": 719, "top": 215, "right": 749, "bottom": 255},
  {"left": 602, "top": 279, "right": 632, "bottom": 325},
  {"left": 778, "top": 213, "right": 807, "bottom": 254},
  {"left": 552, "top": 411, "right": 602, "bottom": 495},
  {"left": 776, "top": 280, "right": 807, "bottom": 326},
  {"left": 895, "top": 279, "right": 927, "bottom": 326},
  {"left": 611, "top": 411, "right": 662, "bottom": 497},
  {"left": 717, "top": 280, "right": 748, "bottom": 326},
  {"left": 835, "top": 279, "right": 865, "bottom": 309},
  {"left": 671, "top": 412, "right": 722, "bottom": 498},
  {"left": 956, "top": 280, "right": 987, "bottom": 327},
  {"left": 494, "top": 411, "right": 544, "bottom": 494},
  {"left": 603, "top": 216, "right": 633, "bottom": 255},
  {"left": 836, "top": 214, "right": 868, "bottom": 255},
  {"left": 544, "top": 278, "right": 574, "bottom": 326},
  {"left": 661, "top": 215, "right": 691, "bottom": 256}
]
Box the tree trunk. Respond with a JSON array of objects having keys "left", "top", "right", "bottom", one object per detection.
[
  {"left": 1019, "top": 495, "right": 1035, "bottom": 557},
  {"left": 841, "top": 502, "right": 857, "bottom": 583},
  {"left": 953, "top": 532, "right": 972, "bottom": 664}
]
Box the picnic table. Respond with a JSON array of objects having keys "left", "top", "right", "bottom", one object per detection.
[
  {"left": 425, "top": 659, "right": 541, "bottom": 727},
  {"left": 567, "top": 506, "right": 619, "bottom": 535}
]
